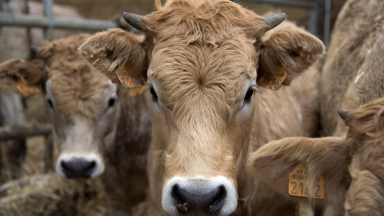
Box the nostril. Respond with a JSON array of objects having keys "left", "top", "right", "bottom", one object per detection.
[
  {"left": 85, "top": 161, "right": 96, "bottom": 175},
  {"left": 61, "top": 160, "right": 70, "bottom": 172},
  {"left": 171, "top": 185, "right": 189, "bottom": 214},
  {"left": 86, "top": 161, "right": 96, "bottom": 170},
  {"left": 210, "top": 185, "right": 227, "bottom": 214}
]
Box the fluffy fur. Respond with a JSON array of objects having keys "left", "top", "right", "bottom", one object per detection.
[
  {"left": 248, "top": 0, "right": 384, "bottom": 214},
  {"left": 0, "top": 58, "right": 44, "bottom": 94},
  {"left": 320, "top": 0, "right": 384, "bottom": 136},
  {"left": 37, "top": 34, "right": 110, "bottom": 120},
  {"left": 0, "top": 34, "right": 152, "bottom": 216},
  {"left": 78, "top": 0, "right": 324, "bottom": 215}
]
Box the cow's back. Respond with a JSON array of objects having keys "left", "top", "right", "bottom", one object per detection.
[{"left": 320, "top": 0, "right": 384, "bottom": 136}]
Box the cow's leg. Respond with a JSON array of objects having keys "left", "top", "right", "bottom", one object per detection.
[{"left": 0, "top": 89, "right": 27, "bottom": 179}]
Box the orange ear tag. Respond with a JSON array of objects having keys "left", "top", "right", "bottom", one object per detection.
[
  {"left": 129, "top": 85, "right": 146, "bottom": 97},
  {"left": 257, "top": 65, "right": 287, "bottom": 90},
  {"left": 116, "top": 66, "right": 146, "bottom": 89},
  {"left": 288, "top": 164, "right": 324, "bottom": 199},
  {"left": 16, "top": 77, "right": 40, "bottom": 97}
]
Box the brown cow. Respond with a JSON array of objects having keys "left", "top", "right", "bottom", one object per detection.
[
  {"left": 248, "top": 0, "right": 384, "bottom": 214},
  {"left": 320, "top": 0, "right": 384, "bottom": 136},
  {"left": 78, "top": 0, "right": 324, "bottom": 215},
  {"left": 248, "top": 97, "right": 384, "bottom": 216},
  {"left": 0, "top": 34, "right": 152, "bottom": 215}
]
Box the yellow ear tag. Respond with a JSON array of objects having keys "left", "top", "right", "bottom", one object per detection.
[
  {"left": 16, "top": 77, "right": 40, "bottom": 97},
  {"left": 257, "top": 65, "right": 288, "bottom": 90},
  {"left": 288, "top": 164, "right": 324, "bottom": 199},
  {"left": 116, "top": 65, "right": 146, "bottom": 89}
]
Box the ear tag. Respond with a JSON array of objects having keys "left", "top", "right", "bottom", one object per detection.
[
  {"left": 129, "top": 85, "right": 146, "bottom": 97},
  {"left": 288, "top": 164, "right": 324, "bottom": 199},
  {"left": 257, "top": 65, "right": 287, "bottom": 90},
  {"left": 16, "top": 77, "right": 40, "bottom": 97},
  {"left": 116, "top": 65, "right": 146, "bottom": 89}
]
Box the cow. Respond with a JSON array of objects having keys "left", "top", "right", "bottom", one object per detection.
[
  {"left": 248, "top": 0, "right": 384, "bottom": 215},
  {"left": 248, "top": 98, "right": 384, "bottom": 216},
  {"left": 320, "top": 0, "right": 384, "bottom": 136},
  {"left": 78, "top": 0, "right": 325, "bottom": 215},
  {"left": 0, "top": 33, "right": 152, "bottom": 216}
]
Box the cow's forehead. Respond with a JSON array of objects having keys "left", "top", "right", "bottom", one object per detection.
[
  {"left": 49, "top": 65, "right": 110, "bottom": 121},
  {"left": 148, "top": 36, "right": 257, "bottom": 112}
]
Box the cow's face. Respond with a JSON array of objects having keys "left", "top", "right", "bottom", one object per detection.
[
  {"left": 0, "top": 35, "right": 121, "bottom": 179},
  {"left": 147, "top": 33, "right": 257, "bottom": 215},
  {"left": 38, "top": 37, "right": 121, "bottom": 179},
  {"left": 79, "top": 0, "right": 324, "bottom": 214},
  {"left": 46, "top": 76, "right": 119, "bottom": 179}
]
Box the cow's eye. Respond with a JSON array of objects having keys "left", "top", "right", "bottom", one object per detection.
[
  {"left": 150, "top": 87, "right": 158, "bottom": 101},
  {"left": 108, "top": 98, "right": 116, "bottom": 107},
  {"left": 244, "top": 88, "right": 253, "bottom": 103},
  {"left": 47, "top": 98, "right": 54, "bottom": 109}
]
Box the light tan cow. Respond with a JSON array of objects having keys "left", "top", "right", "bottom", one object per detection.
[
  {"left": 78, "top": 0, "right": 324, "bottom": 215},
  {"left": 248, "top": 98, "right": 384, "bottom": 216},
  {"left": 0, "top": 34, "right": 152, "bottom": 215},
  {"left": 248, "top": 0, "right": 384, "bottom": 215}
]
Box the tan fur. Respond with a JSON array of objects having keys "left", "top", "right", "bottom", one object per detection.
[
  {"left": 320, "top": 0, "right": 384, "bottom": 136},
  {"left": 0, "top": 59, "right": 44, "bottom": 94},
  {"left": 78, "top": 0, "right": 324, "bottom": 215},
  {"left": 247, "top": 30, "right": 384, "bottom": 216},
  {"left": 0, "top": 34, "right": 152, "bottom": 216},
  {"left": 36, "top": 34, "right": 110, "bottom": 120},
  {"left": 248, "top": 98, "right": 384, "bottom": 215}
]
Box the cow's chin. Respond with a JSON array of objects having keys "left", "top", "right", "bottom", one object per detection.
[{"left": 162, "top": 176, "right": 238, "bottom": 216}]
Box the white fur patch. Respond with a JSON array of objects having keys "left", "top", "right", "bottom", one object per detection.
[
  {"left": 355, "top": 69, "right": 364, "bottom": 84},
  {"left": 162, "top": 176, "right": 238, "bottom": 216},
  {"left": 55, "top": 153, "right": 104, "bottom": 178}
]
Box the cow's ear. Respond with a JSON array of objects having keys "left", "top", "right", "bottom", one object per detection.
[
  {"left": 0, "top": 59, "right": 45, "bottom": 97},
  {"left": 257, "top": 29, "right": 324, "bottom": 89},
  {"left": 247, "top": 137, "right": 350, "bottom": 207},
  {"left": 78, "top": 29, "right": 146, "bottom": 87}
]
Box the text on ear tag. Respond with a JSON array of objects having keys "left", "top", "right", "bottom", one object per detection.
[
  {"left": 16, "top": 77, "right": 40, "bottom": 97},
  {"left": 288, "top": 164, "right": 324, "bottom": 199},
  {"left": 116, "top": 65, "right": 146, "bottom": 89},
  {"left": 257, "top": 65, "right": 287, "bottom": 90}
]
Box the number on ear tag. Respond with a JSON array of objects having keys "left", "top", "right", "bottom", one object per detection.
[
  {"left": 288, "top": 164, "right": 324, "bottom": 199},
  {"left": 17, "top": 77, "right": 40, "bottom": 97},
  {"left": 257, "top": 65, "right": 288, "bottom": 90}
]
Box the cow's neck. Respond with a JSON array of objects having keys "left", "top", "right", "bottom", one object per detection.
[{"left": 101, "top": 94, "right": 152, "bottom": 210}]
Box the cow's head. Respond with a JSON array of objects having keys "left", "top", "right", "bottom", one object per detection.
[
  {"left": 247, "top": 98, "right": 384, "bottom": 215},
  {"left": 0, "top": 34, "right": 120, "bottom": 179},
  {"left": 79, "top": 0, "right": 324, "bottom": 215}
]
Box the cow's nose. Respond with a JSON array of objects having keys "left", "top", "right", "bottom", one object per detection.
[
  {"left": 61, "top": 158, "right": 96, "bottom": 178},
  {"left": 172, "top": 184, "right": 227, "bottom": 215}
]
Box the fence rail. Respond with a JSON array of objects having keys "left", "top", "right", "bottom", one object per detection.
[
  {"left": 0, "top": 124, "right": 51, "bottom": 141},
  {"left": 0, "top": 14, "right": 118, "bottom": 31}
]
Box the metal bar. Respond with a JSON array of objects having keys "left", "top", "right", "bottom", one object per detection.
[
  {"left": 323, "top": 0, "right": 331, "bottom": 46},
  {"left": 0, "top": 14, "right": 118, "bottom": 31},
  {"left": 309, "top": 1, "right": 319, "bottom": 36},
  {"left": 44, "top": 133, "right": 53, "bottom": 173},
  {"left": 0, "top": 124, "right": 51, "bottom": 141},
  {"left": 239, "top": 0, "right": 315, "bottom": 9},
  {"left": 42, "top": 0, "right": 54, "bottom": 40}
]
